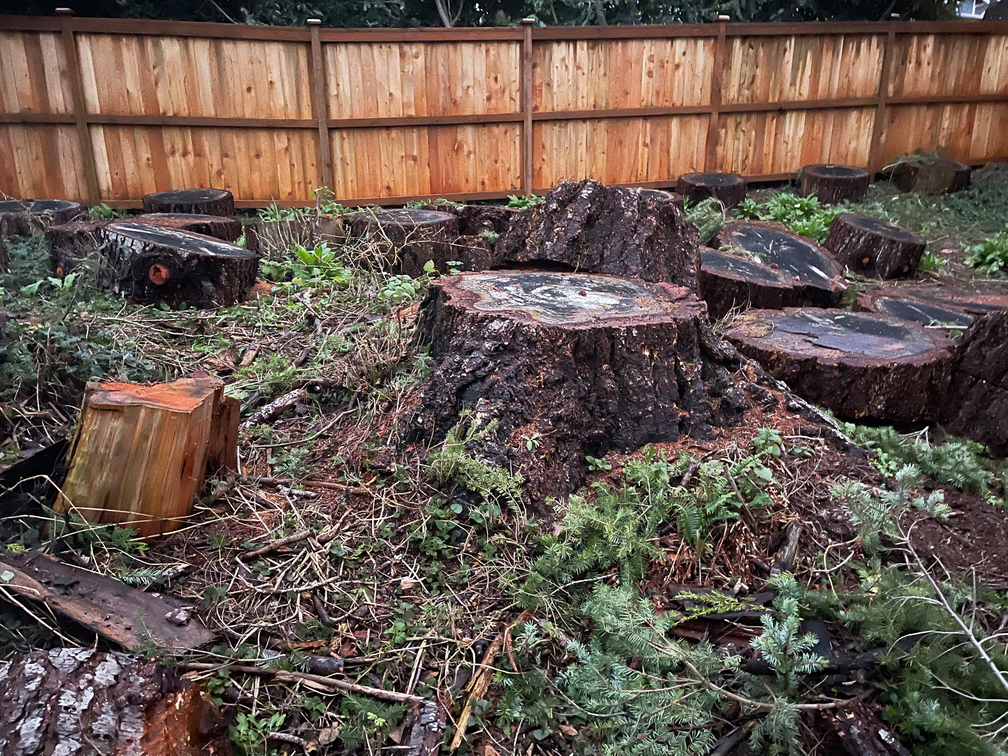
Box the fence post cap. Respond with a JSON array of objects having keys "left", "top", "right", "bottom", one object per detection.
[
  {"left": 55, "top": 7, "right": 74, "bottom": 14},
  {"left": 306, "top": 18, "right": 322, "bottom": 25},
  {"left": 716, "top": 14, "right": 731, "bottom": 21},
  {"left": 520, "top": 17, "right": 536, "bottom": 25}
]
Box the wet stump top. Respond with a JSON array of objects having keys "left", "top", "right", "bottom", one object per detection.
[
  {"left": 800, "top": 164, "right": 870, "bottom": 204},
  {"left": 0, "top": 199, "right": 87, "bottom": 239},
  {"left": 135, "top": 212, "right": 242, "bottom": 242},
  {"left": 141, "top": 188, "right": 235, "bottom": 218},
  {"left": 698, "top": 248, "right": 798, "bottom": 319},
  {"left": 676, "top": 172, "right": 748, "bottom": 209}
]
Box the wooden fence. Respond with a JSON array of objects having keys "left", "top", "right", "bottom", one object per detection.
[{"left": 1, "top": 14, "right": 1008, "bottom": 208}]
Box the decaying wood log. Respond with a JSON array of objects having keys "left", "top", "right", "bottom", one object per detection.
[
  {"left": 892, "top": 158, "right": 971, "bottom": 195},
  {"left": 676, "top": 172, "right": 748, "bottom": 209},
  {"left": 141, "top": 188, "right": 235, "bottom": 217},
  {"left": 495, "top": 179, "right": 700, "bottom": 287},
  {"left": 0, "top": 649, "right": 231, "bottom": 756},
  {"left": 46, "top": 219, "right": 112, "bottom": 278},
  {"left": 825, "top": 213, "right": 926, "bottom": 279},
  {"left": 0, "top": 199, "right": 87, "bottom": 242},
  {"left": 136, "top": 213, "right": 242, "bottom": 242},
  {"left": 714, "top": 221, "right": 845, "bottom": 305},
  {"left": 698, "top": 248, "right": 799, "bottom": 319},
  {"left": 55, "top": 377, "right": 239, "bottom": 537},
  {"left": 724, "top": 308, "right": 954, "bottom": 425},
  {"left": 800, "top": 164, "right": 871, "bottom": 203},
  {"left": 350, "top": 208, "right": 462, "bottom": 275}
]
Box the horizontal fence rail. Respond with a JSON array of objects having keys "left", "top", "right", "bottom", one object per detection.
[{"left": 1, "top": 14, "right": 1007, "bottom": 207}]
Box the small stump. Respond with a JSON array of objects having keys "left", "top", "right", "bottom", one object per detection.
[
  {"left": 698, "top": 248, "right": 798, "bottom": 319},
  {"left": 136, "top": 212, "right": 242, "bottom": 242},
  {"left": 638, "top": 188, "right": 685, "bottom": 211},
  {"left": 892, "top": 158, "right": 971, "bottom": 195},
  {"left": 47, "top": 218, "right": 112, "bottom": 278},
  {"left": 825, "top": 213, "right": 925, "bottom": 279},
  {"left": 350, "top": 208, "right": 461, "bottom": 275},
  {"left": 676, "top": 172, "right": 747, "bottom": 209},
  {"left": 0, "top": 199, "right": 87, "bottom": 241},
  {"left": 800, "top": 164, "right": 870, "bottom": 204},
  {"left": 724, "top": 308, "right": 954, "bottom": 424},
  {"left": 142, "top": 188, "right": 235, "bottom": 218},
  {"left": 714, "top": 221, "right": 845, "bottom": 305}
]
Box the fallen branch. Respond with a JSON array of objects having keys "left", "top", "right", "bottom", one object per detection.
[
  {"left": 450, "top": 632, "right": 506, "bottom": 752},
  {"left": 242, "top": 388, "right": 307, "bottom": 429},
  {"left": 253, "top": 476, "right": 370, "bottom": 496}
]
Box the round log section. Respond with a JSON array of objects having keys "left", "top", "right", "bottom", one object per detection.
[
  {"left": 892, "top": 158, "right": 971, "bottom": 195},
  {"left": 136, "top": 212, "right": 242, "bottom": 242},
  {"left": 105, "top": 222, "right": 260, "bottom": 309},
  {"left": 724, "top": 309, "right": 954, "bottom": 425},
  {"left": 350, "top": 208, "right": 461, "bottom": 275},
  {"left": 495, "top": 179, "right": 699, "bottom": 286},
  {"left": 141, "top": 188, "right": 235, "bottom": 218},
  {"left": 675, "top": 172, "right": 748, "bottom": 209},
  {"left": 825, "top": 213, "right": 926, "bottom": 279},
  {"left": 800, "top": 164, "right": 871, "bottom": 203},
  {"left": 714, "top": 221, "right": 845, "bottom": 306},
  {"left": 0, "top": 199, "right": 87, "bottom": 239},
  {"left": 47, "top": 218, "right": 112, "bottom": 278},
  {"left": 855, "top": 289, "right": 975, "bottom": 329},
  {"left": 411, "top": 271, "right": 751, "bottom": 502},
  {"left": 698, "top": 248, "right": 798, "bottom": 319}
]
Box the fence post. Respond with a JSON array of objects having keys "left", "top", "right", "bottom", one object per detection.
[
  {"left": 703, "top": 14, "right": 729, "bottom": 173},
  {"left": 521, "top": 18, "right": 535, "bottom": 197},
  {"left": 869, "top": 13, "right": 899, "bottom": 176},
  {"left": 56, "top": 7, "right": 100, "bottom": 204},
  {"left": 307, "top": 18, "right": 333, "bottom": 193}
]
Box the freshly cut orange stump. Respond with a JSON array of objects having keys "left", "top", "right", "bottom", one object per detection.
[{"left": 56, "top": 377, "right": 238, "bottom": 537}]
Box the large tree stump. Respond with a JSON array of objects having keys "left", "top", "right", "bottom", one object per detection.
[
  {"left": 495, "top": 179, "right": 700, "bottom": 287},
  {"left": 698, "top": 248, "right": 799, "bottom": 319},
  {"left": 714, "top": 221, "right": 845, "bottom": 305},
  {"left": 105, "top": 222, "right": 259, "bottom": 308},
  {"left": 0, "top": 199, "right": 87, "bottom": 240},
  {"left": 55, "top": 377, "right": 239, "bottom": 538},
  {"left": 410, "top": 271, "right": 751, "bottom": 501},
  {"left": 676, "top": 172, "right": 748, "bottom": 209},
  {"left": 136, "top": 212, "right": 242, "bottom": 242},
  {"left": 892, "top": 158, "right": 971, "bottom": 195},
  {"left": 825, "top": 213, "right": 926, "bottom": 279},
  {"left": 724, "top": 309, "right": 954, "bottom": 424},
  {"left": 800, "top": 164, "right": 871, "bottom": 204},
  {"left": 141, "top": 188, "right": 235, "bottom": 218},
  {"left": 350, "top": 208, "right": 462, "bottom": 275}
]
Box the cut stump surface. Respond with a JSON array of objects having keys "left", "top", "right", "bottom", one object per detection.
[
  {"left": 0, "top": 199, "right": 87, "bottom": 241},
  {"left": 800, "top": 164, "right": 871, "bottom": 203},
  {"left": 854, "top": 285, "right": 1008, "bottom": 328},
  {"left": 142, "top": 188, "right": 235, "bottom": 217},
  {"left": 676, "top": 172, "right": 748, "bottom": 209},
  {"left": 892, "top": 158, "right": 971, "bottom": 195},
  {"left": 698, "top": 248, "right": 798, "bottom": 319},
  {"left": 825, "top": 213, "right": 926, "bottom": 279},
  {"left": 350, "top": 208, "right": 462, "bottom": 275},
  {"left": 136, "top": 212, "right": 242, "bottom": 242}
]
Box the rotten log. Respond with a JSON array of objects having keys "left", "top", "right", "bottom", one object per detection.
[
  {"left": 800, "top": 164, "right": 871, "bottom": 204},
  {"left": 55, "top": 377, "right": 239, "bottom": 538},
  {"left": 46, "top": 218, "right": 112, "bottom": 278},
  {"left": 676, "top": 172, "right": 748, "bottom": 209},
  {"left": 350, "top": 208, "right": 462, "bottom": 275},
  {"left": 135, "top": 212, "right": 242, "bottom": 242},
  {"left": 892, "top": 158, "right": 971, "bottom": 195},
  {"left": 0, "top": 199, "right": 87, "bottom": 240},
  {"left": 141, "top": 188, "right": 235, "bottom": 217},
  {"left": 825, "top": 213, "right": 926, "bottom": 279},
  {"left": 698, "top": 248, "right": 799, "bottom": 319}
]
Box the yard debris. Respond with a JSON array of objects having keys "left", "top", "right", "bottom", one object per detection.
[{"left": 242, "top": 387, "right": 308, "bottom": 429}]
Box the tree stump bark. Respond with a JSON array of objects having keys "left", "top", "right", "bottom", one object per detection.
[
  {"left": 350, "top": 208, "right": 461, "bottom": 275},
  {"left": 714, "top": 221, "right": 845, "bottom": 305},
  {"left": 698, "top": 248, "right": 799, "bottom": 319},
  {"left": 55, "top": 377, "right": 239, "bottom": 538},
  {"left": 136, "top": 212, "right": 242, "bottom": 242},
  {"left": 409, "top": 271, "right": 752, "bottom": 502},
  {"left": 892, "top": 158, "right": 971, "bottom": 195},
  {"left": 141, "top": 188, "right": 235, "bottom": 217},
  {"left": 825, "top": 213, "right": 926, "bottom": 279},
  {"left": 800, "top": 164, "right": 871, "bottom": 203},
  {"left": 495, "top": 179, "right": 700, "bottom": 287},
  {"left": 105, "top": 222, "right": 259, "bottom": 309},
  {"left": 46, "top": 219, "right": 112, "bottom": 278},
  {"left": 0, "top": 199, "right": 87, "bottom": 240},
  {"left": 723, "top": 308, "right": 954, "bottom": 425},
  {"left": 676, "top": 172, "right": 748, "bottom": 209}
]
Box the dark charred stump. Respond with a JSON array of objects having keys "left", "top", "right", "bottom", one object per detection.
[
  {"left": 135, "top": 213, "right": 242, "bottom": 242},
  {"left": 106, "top": 222, "right": 260, "bottom": 309},
  {"left": 800, "top": 164, "right": 871, "bottom": 204},
  {"left": 892, "top": 158, "right": 971, "bottom": 195},
  {"left": 141, "top": 188, "right": 235, "bottom": 218},
  {"left": 495, "top": 179, "right": 700, "bottom": 287},
  {"left": 724, "top": 308, "right": 954, "bottom": 425},
  {"left": 0, "top": 199, "right": 87, "bottom": 240},
  {"left": 350, "top": 208, "right": 461, "bottom": 275},
  {"left": 675, "top": 172, "right": 748, "bottom": 209},
  {"left": 409, "top": 271, "right": 751, "bottom": 502},
  {"left": 825, "top": 213, "right": 926, "bottom": 279},
  {"left": 47, "top": 219, "right": 112, "bottom": 277},
  {"left": 698, "top": 248, "right": 798, "bottom": 319},
  {"left": 714, "top": 221, "right": 845, "bottom": 305}
]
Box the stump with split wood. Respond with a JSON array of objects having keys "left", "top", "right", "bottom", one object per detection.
[
  {"left": 698, "top": 248, "right": 799, "bottom": 319},
  {"left": 136, "top": 212, "right": 242, "bottom": 242},
  {"left": 410, "top": 271, "right": 752, "bottom": 501},
  {"left": 495, "top": 179, "right": 700, "bottom": 287},
  {"left": 714, "top": 221, "right": 845, "bottom": 306},
  {"left": 800, "top": 164, "right": 871, "bottom": 204},
  {"left": 892, "top": 158, "right": 971, "bottom": 195},
  {"left": 676, "top": 172, "right": 748, "bottom": 209},
  {"left": 724, "top": 308, "right": 954, "bottom": 425},
  {"left": 825, "top": 213, "right": 926, "bottom": 279},
  {"left": 0, "top": 199, "right": 87, "bottom": 240},
  {"left": 350, "top": 208, "right": 463, "bottom": 275},
  {"left": 56, "top": 377, "right": 239, "bottom": 537},
  {"left": 105, "top": 222, "right": 259, "bottom": 308},
  {"left": 47, "top": 218, "right": 112, "bottom": 278},
  {"left": 142, "top": 188, "right": 235, "bottom": 217}
]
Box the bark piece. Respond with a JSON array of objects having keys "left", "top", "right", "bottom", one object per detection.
[
  {"left": 350, "top": 208, "right": 461, "bottom": 275},
  {"left": 825, "top": 213, "right": 926, "bottom": 279},
  {"left": 892, "top": 158, "right": 971, "bottom": 195},
  {"left": 714, "top": 221, "right": 845, "bottom": 305},
  {"left": 0, "top": 199, "right": 87, "bottom": 239},
  {"left": 141, "top": 188, "right": 235, "bottom": 217},
  {"left": 676, "top": 172, "right": 748, "bottom": 209},
  {"left": 46, "top": 219, "right": 112, "bottom": 277},
  {"left": 495, "top": 179, "right": 700, "bottom": 287},
  {"left": 800, "top": 164, "right": 871, "bottom": 203},
  {"left": 135, "top": 213, "right": 242, "bottom": 242},
  {"left": 723, "top": 308, "right": 954, "bottom": 425},
  {"left": 55, "top": 377, "right": 238, "bottom": 538},
  {"left": 698, "top": 248, "right": 798, "bottom": 319}
]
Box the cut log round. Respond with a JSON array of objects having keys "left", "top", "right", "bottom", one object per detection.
[
  {"left": 892, "top": 158, "right": 971, "bottom": 195},
  {"left": 943, "top": 310, "right": 1008, "bottom": 454},
  {"left": 825, "top": 213, "right": 926, "bottom": 279},
  {"left": 855, "top": 289, "right": 975, "bottom": 328},
  {"left": 410, "top": 271, "right": 752, "bottom": 502},
  {"left": 136, "top": 212, "right": 242, "bottom": 242},
  {"left": 106, "top": 222, "right": 259, "bottom": 308},
  {"left": 676, "top": 172, "right": 748, "bottom": 209},
  {"left": 350, "top": 208, "right": 461, "bottom": 275},
  {"left": 800, "top": 164, "right": 871, "bottom": 204},
  {"left": 714, "top": 220, "right": 845, "bottom": 305},
  {"left": 724, "top": 308, "right": 954, "bottom": 424},
  {"left": 141, "top": 188, "right": 235, "bottom": 217},
  {"left": 46, "top": 218, "right": 112, "bottom": 277},
  {"left": 0, "top": 198, "right": 87, "bottom": 239},
  {"left": 698, "top": 248, "right": 798, "bottom": 319},
  {"left": 495, "top": 179, "right": 699, "bottom": 286}
]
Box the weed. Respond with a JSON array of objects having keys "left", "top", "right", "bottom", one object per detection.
[
  {"left": 918, "top": 249, "right": 948, "bottom": 272},
  {"left": 507, "top": 194, "right": 543, "bottom": 209},
  {"left": 684, "top": 197, "right": 726, "bottom": 245},
  {"left": 258, "top": 203, "right": 307, "bottom": 222},
  {"left": 965, "top": 232, "right": 1008, "bottom": 276},
  {"left": 230, "top": 710, "right": 285, "bottom": 755},
  {"left": 89, "top": 203, "right": 128, "bottom": 220},
  {"left": 735, "top": 192, "right": 840, "bottom": 243}
]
